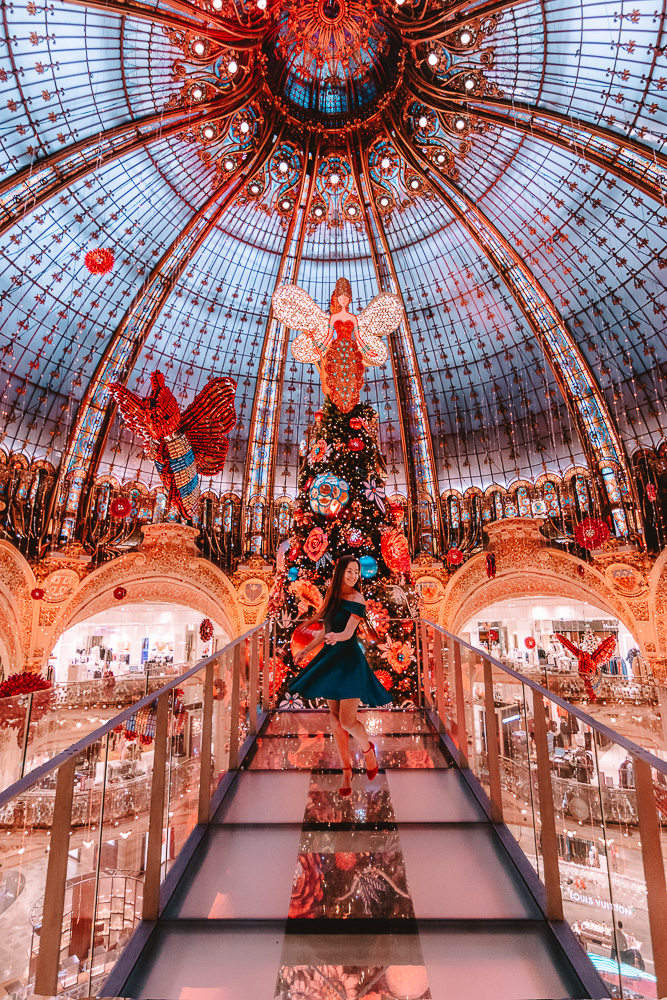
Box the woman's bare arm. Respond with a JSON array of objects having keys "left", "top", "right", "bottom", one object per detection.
[{"left": 324, "top": 597, "right": 365, "bottom": 644}]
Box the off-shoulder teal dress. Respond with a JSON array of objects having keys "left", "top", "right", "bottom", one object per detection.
[{"left": 289, "top": 598, "right": 390, "bottom": 706}]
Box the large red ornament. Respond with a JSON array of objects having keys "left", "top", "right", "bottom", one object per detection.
[
  {"left": 314, "top": 410, "right": 323, "bottom": 422},
  {"left": 381, "top": 528, "right": 411, "bottom": 573},
  {"left": 31, "top": 588, "right": 45, "bottom": 601},
  {"left": 374, "top": 669, "right": 393, "bottom": 690},
  {"left": 574, "top": 517, "right": 610, "bottom": 550},
  {"left": 84, "top": 247, "right": 115, "bottom": 275},
  {"left": 110, "top": 496, "right": 132, "bottom": 518},
  {"left": 524, "top": 637, "right": 536, "bottom": 650},
  {"left": 199, "top": 618, "right": 214, "bottom": 642},
  {"left": 554, "top": 633, "right": 616, "bottom": 701},
  {"left": 0, "top": 671, "right": 52, "bottom": 699},
  {"left": 290, "top": 621, "right": 324, "bottom": 667},
  {"left": 348, "top": 437, "right": 364, "bottom": 451},
  {"left": 113, "top": 586, "right": 127, "bottom": 600},
  {"left": 447, "top": 548, "right": 463, "bottom": 566},
  {"left": 110, "top": 371, "right": 236, "bottom": 519},
  {"left": 349, "top": 417, "right": 363, "bottom": 430}
]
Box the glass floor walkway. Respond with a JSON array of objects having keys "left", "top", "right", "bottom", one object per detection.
[{"left": 114, "top": 710, "right": 600, "bottom": 1000}]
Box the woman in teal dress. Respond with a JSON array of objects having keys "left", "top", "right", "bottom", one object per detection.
[{"left": 290, "top": 555, "right": 389, "bottom": 796}]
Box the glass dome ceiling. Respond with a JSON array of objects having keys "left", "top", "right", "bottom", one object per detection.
[{"left": 0, "top": 0, "right": 665, "bottom": 519}]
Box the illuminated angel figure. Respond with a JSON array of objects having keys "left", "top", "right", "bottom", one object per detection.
[
  {"left": 554, "top": 633, "right": 616, "bottom": 702},
  {"left": 272, "top": 277, "right": 403, "bottom": 412}
]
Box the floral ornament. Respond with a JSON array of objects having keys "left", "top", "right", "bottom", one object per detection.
[
  {"left": 646, "top": 483, "right": 658, "bottom": 501},
  {"left": 113, "top": 585, "right": 127, "bottom": 600},
  {"left": 380, "top": 637, "right": 414, "bottom": 673},
  {"left": 363, "top": 478, "right": 386, "bottom": 513},
  {"left": 0, "top": 672, "right": 52, "bottom": 698},
  {"left": 31, "top": 587, "right": 45, "bottom": 601},
  {"left": 288, "top": 579, "right": 323, "bottom": 614},
  {"left": 525, "top": 637, "right": 536, "bottom": 649},
  {"left": 335, "top": 852, "right": 358, "bottom": 871},
  {"left": 309, "top": 438, "right": 330, "bottom": 463},
  {"left": 279, "top": 691, "right": 305, "bottom": 710},
  {"left": 267, "top": 578, "right": 285, "bottom": 615},
  {"left": 309, "top": 472, "right": 349, "bottom": 516},
  {"left": 348, "top": 437, "right": 364, "bottom": 451},
  {"left": 110, "top": 496, "right": 132, "bottom": 518},
  {"left": 366, "top": 599, "right": 390, "bottom": 635},
  {"left": 347, "top": 527, "right": 364, "bottom": 547},
  {"left": 447, "top": 547, "right": 463, "bottom": 566},
  {"left": 574, "top": 517, "right": 610, "bottom": 550},
  {"left": 276, "top": 965, "right": 359, "bottom": 1000},
  {"left": 199, "top": 618, "right": 214, "bottom": 642},
  {"left": 375, "top": 669, "right": 393, "bottom": 690},
  {"left": 289, "top": 854, "right": 324, "bottom": 918},
  {"left": 84, "top": 247, "right": 115, "bottom": 274},
  {"left": 381, "top": 528, "right": 411, "bottom": 573},
  {"left": 303, "top": 527, "right": 328, "bottom": 562}
]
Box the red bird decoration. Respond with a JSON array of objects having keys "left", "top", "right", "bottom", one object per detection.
[
  {"left": 110, "top": 371, "right": 236, "bottom": 518},
  {"left": 554, "top": 633, "right": 616, "bottom": 701}
]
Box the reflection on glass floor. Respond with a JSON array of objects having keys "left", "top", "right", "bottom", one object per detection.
[{"left": 120, "top": 710, "right": 596, "bottom": 1000}]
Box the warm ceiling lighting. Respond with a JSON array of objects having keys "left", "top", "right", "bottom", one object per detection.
[
  {"left": 211, "top": 0, "right": 222, "bottom": 8},
  {"left": 313, "top": 206, "right": 324, "bottom": 216},
  {"left": 240, "top": 121, "right": 250, "bottom": 133},
  {"left": 395, "top": 0, "right": 405, "bottom": 5},
  {"left": 436, "top": 152, "right": 446, "bottom": 164},
  {"left": 281, "top": 199, "right": 292, "bottom": 210},
  {"left": 193, "top": 40, "right": 206, "bottom": 56},
  {"left": 257, "top": 0, "right": 267, "bottom": 8},
  {"left": 459, "top": 30, "right": 472, "bottom": 45},
  {"left": 464, "top": 77, "right": 475, "bottom": 91},
  {"left": 228, "top": 60, "right": 238, "bottom": 74},
  {"left": 330, "top": 173, "right": 340, "bottom": 185},
  {"left": 249, "top": 183, "right": 260, "bottom": 194},
  {"left": 381, "top": 157, "right": 390, "bottom": 169},
  {"left": 418, "top": 115, "right": 428, "bottom": 128},
  {"left": 348, "top": 205, "right": 358, "bottom": 216},
  {"left": 379, "top": 196, "right": 389, "bottom": 207},
  {"left": 454, "top": 116, "right": 467, "bottom": 130},
  {"left": 224, "top": 158, "right": 235, "bottom": 170},
  {"left": 278, "top": 160, "right": 288, "bottom": 172},
  {"left": 203, "top": 126, "right": 215, "bottom": 139},
  {"left": 191, "top": 87, "right": 203, "bottom": 100},
  {"left": 427, "top": 52, "right": 438, "bottom": 66},
  {"left": 410, "top": 178, "right": 419, "bottom": 189}
]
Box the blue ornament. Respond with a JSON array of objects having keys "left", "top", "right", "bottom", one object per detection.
[
  {"left": 309, "top": 472, "right": 350, "bottom": 516},
  {"left": 359, "top": 555, "right": 378, "bottom": 579},
  {"left": 288, "top": 567, "right": 299, "bottom": 581}
]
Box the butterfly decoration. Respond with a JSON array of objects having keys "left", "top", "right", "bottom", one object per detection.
[
  {"left": 554, "top": 633, "right": 616, "bottom": 701},
  {"left": 109, "top": 371, "right": 236, "bottom": 519}
]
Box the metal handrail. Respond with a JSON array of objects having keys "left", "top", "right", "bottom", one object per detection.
[
  {"left": 0, "top": 622, "right": 266, "bottom": 810},
  {"left": 423, "top": 618, "right": 667, "bottom": 775}
]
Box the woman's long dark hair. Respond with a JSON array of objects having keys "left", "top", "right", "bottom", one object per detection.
[{"left": 309, "top": 554, "right": 362, "bottom": 630}]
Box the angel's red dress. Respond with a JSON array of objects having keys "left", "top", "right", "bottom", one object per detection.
[{"left": 322, "top": 320, "right": 365, "bottom": 413}]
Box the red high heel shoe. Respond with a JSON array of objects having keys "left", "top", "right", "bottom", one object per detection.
[
  {"left": 363, "top": 742, "right": 378, "bottom": 781},
  {"left": 339, "top": 767, "right": 352, "bottom": 797}
]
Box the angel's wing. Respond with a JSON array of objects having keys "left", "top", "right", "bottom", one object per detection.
[
  {"left": 592, "top": 635, "right": 616, "bottom": 667},
  {"left": 357, "top": 292, "right": 404, "bottom": 339},
  {"left": 272, "top": 284, "right": 329, "bottom": 357},
  {"left": 179, "top": 377, "right": 237, "bottom": 476},
  {"left": 554, "top": 633, "right": 580, "bottom": 658},
  {"left": 357, "top": 332, "right": 389, "bottom": 367}
]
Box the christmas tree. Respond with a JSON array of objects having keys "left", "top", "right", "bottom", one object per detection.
[{"left": 268, "top": 397, "right": 420, "bottom": 708}]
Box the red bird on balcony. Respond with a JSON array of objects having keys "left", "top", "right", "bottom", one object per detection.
[
  {"left": 554, "top": 633, "right": 616, "bottom": 701},
  {"left": 109, "top": 372, "right": 236, "bottom": 519}
]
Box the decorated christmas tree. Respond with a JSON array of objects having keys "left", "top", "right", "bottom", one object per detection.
[{"left": 268, "top": 397, "right": 420, "bottom": 708}]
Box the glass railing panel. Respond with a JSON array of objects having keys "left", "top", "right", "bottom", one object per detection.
[
  {"left": 210, "top": 654, "right": 231, "bottom": 800},
  {"left": 0, "top": 693, "right": 32, "bottom": 790},
  {"left": 592, "top": 731, "right": 655, "bottom": 998},
  {"left": 467, "top": 652, "right": 492, "bottom": 802},
  {"left": 165, "top": 676, "right": 203, "bottom": 876},
  {"left": 237, "top": 638, "right": 250, "bottom": 749},
  {"left": 505, "top": 681, "right": 540, "bottom": 875}
]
